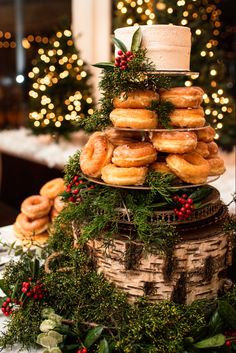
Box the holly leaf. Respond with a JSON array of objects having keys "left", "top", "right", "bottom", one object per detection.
[
  {"left": 84, "top": 326, "right": 104, "bottom": 348},
  {"left": 98, "top": 338, "right": 109, "bottom": 353},
  {"left": 189, "top": 187, "right": 212, "bottom": 203},
  {"left": 218, "top": 300, "right": 236, "bottom": 329},
  {"left": 131, "top": 27, "right": 142, "bottom": 51},
  {"left": 208, "top": 309, "right": 223, "bottom": 335},
  {"left": 93, "top": 62, "right": 115, "bottom": 69},
  {"left": 193, "top": 334, "right": 225, "bottom": 349},
  {"left": 112, "top": 37, "right": 127, "bottom": 53}
]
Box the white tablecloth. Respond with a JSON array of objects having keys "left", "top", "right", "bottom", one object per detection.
[{"left": 0, "top": 127, "right": 89, "bottom": 169}]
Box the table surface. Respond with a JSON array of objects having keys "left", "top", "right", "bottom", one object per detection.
[{"left": 0, "top": 127, "right": 89, "bottom": 169}]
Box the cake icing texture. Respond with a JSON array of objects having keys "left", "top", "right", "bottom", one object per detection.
[{"left": 114, "top": 24, "right": 191, "bottom": 71}]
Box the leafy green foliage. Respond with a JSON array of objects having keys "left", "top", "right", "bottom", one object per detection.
[{"left": 147, "top": 100, "right": 175, "bottom": 129}]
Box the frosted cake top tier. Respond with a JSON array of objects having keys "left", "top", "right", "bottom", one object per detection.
[{"left": 114, "top": 24, "right": 192, "bottom": 71}]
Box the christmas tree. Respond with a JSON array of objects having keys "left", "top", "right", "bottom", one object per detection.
[
  {"left": 113, "top": 0, "right": 235, "bottom": 151},
  {"left": 27, "top": 27, "right": 94, "bottom": 136}
]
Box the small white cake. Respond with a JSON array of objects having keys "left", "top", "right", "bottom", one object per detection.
[{"left": 114, "top": 24, "right": 191, "bottom": 71}]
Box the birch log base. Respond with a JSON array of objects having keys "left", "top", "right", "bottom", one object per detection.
[{"left": 87, "top": 206, "right": 232, "bottom": 305}]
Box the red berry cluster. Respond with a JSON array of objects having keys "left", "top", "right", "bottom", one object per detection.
[
  {"left": 21, "top": 279, "right": 44, "bottom": 300},
  {"left": 1, "top": 297, "right": 21, "bottom": 316},
  {"left": 66, "top": 175, "right": 83, "bottom": 203},
  {"left": 66, "top": 175, "right": 95, "bottom": 203},
  {"left": 172, "top": 194, "right": 194, "bottom": 220},
  {"left": 115, "top": 49, "right": 134, "bottom": 70},
  {"left": 77, "top": 348, "right": 87, "bottom": 353},
  {"left": 225, "top": 331, "right": 236, "bottom": 347}
]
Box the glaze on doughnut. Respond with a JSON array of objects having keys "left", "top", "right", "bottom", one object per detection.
[
  {"left": 166, "top": 152, "right": 210, "bottom": 184},
  {"left": 150, "top": 161, "right": 176, "bottom": 176},
  {"left": 101, "top": 163, "right": 147, "bottom": 186},
  {"left": 110, "top": 108, "right": 158, "bottom": 129},
  {"left": 80, "top": 132, "right": 114, "bottom": 177},
  {"left": 207, "top": 156, "right": 225, "bottom": 176},
  {"left": 160, "top": 86, "right": 204, "bottom": 108},
  {"left": 112, "top": 142, "right": 157, "bottom": 167},
  {"left": 169, "top": 107, "right": 205, "bottom": 128},
  {"left": 207, "top": 141, "right": 218, "bottom": 157},
  {"left": 113, "top": 90, "right": 159, "bottom": 109},
  {"left": 40, "top": 178, "right": 65, "bottom": 199},
  {"left": 195, "top": 141, "right": 210, "bottom": 158},
  {"left": 21, "top": 195, "right": 51, "bottom": 219},
  {"left": 105, "top": 127, "right": 142, "bottom": 146},
  {"left": 151, "top": 131, "right": 197, "bottom": 154},
  {"left": 14, "top": 213, "right": 49, "bottom": 237},
  {"left": 53, "top": 196, "right": 66, "bottom": 213},
  {"left": 196, "top": 126, "right": 215, "bottom": 142}
]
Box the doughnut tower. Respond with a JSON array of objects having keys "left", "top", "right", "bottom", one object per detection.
[{"left": 79, "top": 25, "right": 232, "bottom": 304}]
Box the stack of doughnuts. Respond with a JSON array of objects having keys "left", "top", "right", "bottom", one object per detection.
[
  {"left": 80, "top": 132, "right": 157, "bottom": 186},
  {"left": 195, "top": 126, "right": 225, "bottom": 176},
  {"left": 110, "top": 90, "right": 159, "bottom": 129},
  {"left": 39, "top": 177, "right": 66, "bottom": 219},
  {"left": 79, "top": 86, "right": 225, "bottom": 186},
  {"left": 160, "top": 86, "right": 206, "bottom": 128},
  {"left": 13, "top": 178, "right": 66, "bottom": 246}
]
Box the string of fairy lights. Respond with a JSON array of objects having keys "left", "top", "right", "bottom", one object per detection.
[
  {"left": 114, "top": 0, "right": 234, "bottom": 140},
  {"left": 27, "top": 29, "right": 94, "bottom": 129},
  {"left": 0, "top": 28, "right": 94, "bottom": 130}
]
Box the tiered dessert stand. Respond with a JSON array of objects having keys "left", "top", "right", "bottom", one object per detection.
[{"left": 82, "top": 71, "right": 232, "bottom": 305}]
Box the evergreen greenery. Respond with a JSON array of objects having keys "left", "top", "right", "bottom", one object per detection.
[
  {"left": 0, "top": 223, "right": 235, "bottom": 352},
  {"left": 75, "top": 47, "right": 173, "bottom": 133}
]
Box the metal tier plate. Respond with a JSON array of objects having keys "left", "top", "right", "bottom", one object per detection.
[
  {"left": 114, "top": 124, "right": 209, "bottom": 133},
  {"left": 144, "top": 70, "right": 199, "bottom": 77},
  {"left": 83, "top": 175, "right": 220, "bottom": 190}
]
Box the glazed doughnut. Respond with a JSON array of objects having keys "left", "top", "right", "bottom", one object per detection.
[
  {"left": 14, "top": 213, "right": 49, "bottom": 237},
  {"left": 151, "top": 131, "right": 197, "bottom": 154},
  {"left": 160, "top": 87, "right": 204, "bottom": 108},
  {"left": 110, "top": 108, "right": 158, "bottom": 129},
  {"left": 80, "top": 132, "right": 114, "bottom": 178},
  {"left": 207, "top": 141, "right": 218, "bottom": 157},
  {"left": 13, "top": 223, "right": 49, "bottom": 245},
  {"left": 195, "top": 141, "right": 210, "bottom": 158},
  {"left": 150, "top": 162, "right": 176, "bottom": 176},
  {"left": 51, "top": 208, "right": 60, "bottom": 220},
  {"left": 169, "top": 107, "right": 205, "bottom": 128},
  {"left": 54, "top": 196, "right": 66, "bottom": 213},
  {"left": 196, "top": 126, "right": 215, "bottom": 142},
  {"left": 40, "top": 178, "right": 65, "bottom": 199},
  {"left": 166, "top": 152, "right": 210, "bottom": 184},
  {"left": 113, "top": 90, "right": 159, "bottom": 109},
  {"left": 101, "top": 163, "right": 147, "bottom": 186},
  {"left": 22, "top": 233, "right": 49, "bottom": 246},
  {"left": 105, "top": 127, "right": 143, "bottom": 146},
  {"left": 207, "top": 156, "right": 225, "bottom": 176},
  {"left": 21, "top": 195, "right": 51, "bottom": 219},
  {"left": 112, "top": 142, "right": 157, "bottom": 167}
]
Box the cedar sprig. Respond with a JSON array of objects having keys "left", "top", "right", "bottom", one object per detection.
[
  {"left": 74, "top": 99, "right": 113, "bottom": 132},
  {"left": 148, "top": 100, "right": 175, "bottom": 129},
  {"left": 63, "top": 150, "right": 82, "bottom": 185},
  {"left": 99, "top": 49, "right": 172, "bottom": 99},
  {"left": 146, "top": 171, "right": 176, "bottom": 203}
]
